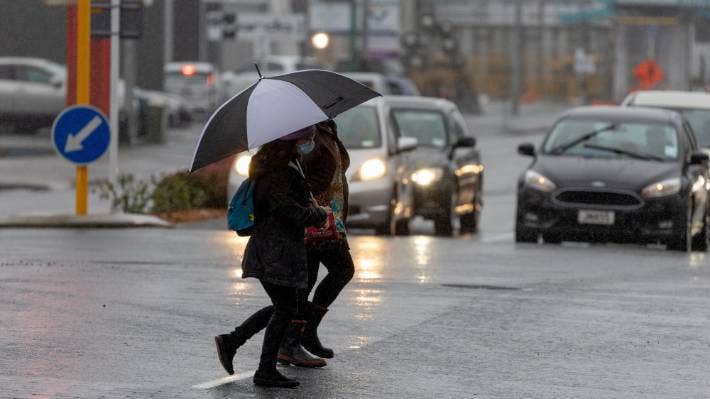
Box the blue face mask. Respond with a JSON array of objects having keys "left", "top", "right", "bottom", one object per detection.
[{"left": 297, "top": 139, "right": 315, "bottom": 155}]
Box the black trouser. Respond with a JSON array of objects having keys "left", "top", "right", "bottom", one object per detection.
[
  {"left": 231, "top": 281, "right": 299, "bottom": 372},
  {"left": 302, "top": 239, "right": 355, "bottom": 308},
  {"left": 230, "top": 240, "right": 353, "bottom": 355}
]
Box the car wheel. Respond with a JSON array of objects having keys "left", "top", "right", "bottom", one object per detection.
[
  {"left": 393, "top": 218, "right": 410, "bottom": 236},
  {"left": 375, "top": 186, "right": 409, "bottom": 236},
  {"left": 460, "top": 194, "right": 481, "bottom": 234},
  {"left": 542, "top": 232, "right": 562, "bottom": 244},
  {"left": 515, "top": 223, "right": 537, "bottom": 243},
  {"left": 667, "top": 202, "right": 692, "bottom": 252},
  {"left": 691, "top": 211, "right": 708, "bottom": 252},
  {"left": 434, "top": 191, "right": 457, "bottom": 237}
]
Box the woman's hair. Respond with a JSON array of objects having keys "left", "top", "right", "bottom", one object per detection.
[{"left": 249, "top": 139, "right": 298, "bottom": 177}]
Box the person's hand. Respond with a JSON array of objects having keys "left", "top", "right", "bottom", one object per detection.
[{"left": 319, "top": 206, "right": 331, "bottom": 228}]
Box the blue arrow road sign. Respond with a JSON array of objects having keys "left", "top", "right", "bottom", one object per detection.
[{"left": 52, "top": 105, "right": 111, "bottom": 165}]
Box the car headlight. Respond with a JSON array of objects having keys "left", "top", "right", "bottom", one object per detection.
[
  {"left": 524, "top": 170, "right": 556, "bottom": 192},
  {"left": 233, "top": 154, "right": 252, "bottom": 177},
  {"left": 411, "top": 168, "right": 444, "bottom": 186},
  {"left": 356, "top": 159, "right": 387, "bottom": 181},
  {"left": 641, "top": 177, "right": 681, "bottom": 198}
]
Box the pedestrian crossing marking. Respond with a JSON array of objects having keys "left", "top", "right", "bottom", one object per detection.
[{"left": 192, "top": 371, "right": 253, "bottom": 389}]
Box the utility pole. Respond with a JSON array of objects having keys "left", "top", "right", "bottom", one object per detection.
[
  {"left": 510, "top": 0, "right": 523, "bottom": 115},
  {"left": 199, "top": 0, "right": 207, "bottom": 61},
  {"left": 361, "top": 0, "right": 369, "bottom": 70},
  {"left": 350, "top": 0, "right": 358, "bottom": 70},
  {"left": 109, "top": 0, "right": 121, "bottom": 186},
  {"left": 164, "top": 0, "right": 174, "bottom": 66},
  {"left": 122, "top": 39, "right": 137, "bottom": 144}
]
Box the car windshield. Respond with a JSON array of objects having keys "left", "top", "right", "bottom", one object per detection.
[
  {"left": 678, "top": 109, "right": 710, "bottom": 148},
  {"left": 165, "top": 71, "right": 212, "bottom": 87},
  {"left": 543, "top": 118, "right": 679, "bottom": 161},
  {"left": 333, "top": 106, "right": 382, "bottom": 149},
  {"left": 392, "top": 109, "right": 447, "bottom": 149}
]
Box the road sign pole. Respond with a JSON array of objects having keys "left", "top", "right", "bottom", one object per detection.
[
  {"left": 76, "top": 0, "right": 91, "bottom": 215},
  {"left": 109, "top": 0, "right": 121, "bottom": 189}
]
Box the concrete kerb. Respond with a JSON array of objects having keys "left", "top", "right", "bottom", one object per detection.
[{"left": 0, "top": 213, "right": 173, "bottom": 229}]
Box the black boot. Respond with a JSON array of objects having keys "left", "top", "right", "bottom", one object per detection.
[
  {"left": 253, "top": 368, "right": 299, "bottom": 388},
  {"left": 215, "top": 306, "right": 275, "bottom": 375},
  {"left": 278, "top": 320, "right": 327, "bottom": 368},
  {"left": 214, "top": 334, "right": 238, "bottom": 375},
  {"left": 301, "top": 303, "right": 334, "bottom": 359},
  {"left": 255, "top": 309, "right": 299, "bottom": 388}
]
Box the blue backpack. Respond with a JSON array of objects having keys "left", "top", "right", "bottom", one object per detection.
[{"left": 227, "top": 178, "right": 256, "bottom": 236}]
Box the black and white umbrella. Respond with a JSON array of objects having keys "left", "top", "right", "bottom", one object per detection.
[{"left": 190, "top": 68, "right": 380, "bottom": 172}]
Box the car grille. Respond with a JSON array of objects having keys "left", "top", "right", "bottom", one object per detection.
[{"left": 553, "top": 190, "right": 642, "bottom": 208}]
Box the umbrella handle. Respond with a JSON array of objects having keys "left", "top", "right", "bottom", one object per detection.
[{"left": 254, "top": 63, "right": 263, "bottom": 79}]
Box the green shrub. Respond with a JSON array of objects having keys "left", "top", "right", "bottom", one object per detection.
[
  {"left": 151, "top": 170, "right": 226, "bottom": 213},
  {"left": 96, "top": 174, "right": 153, "bottom": 214},
  {"left": 96, "top": 171, "right": 227, "bottom": 214}
]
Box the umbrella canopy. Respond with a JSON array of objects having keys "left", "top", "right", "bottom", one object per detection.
[{"left": 190, "top": 69, "right": 380, "bottom": 172}]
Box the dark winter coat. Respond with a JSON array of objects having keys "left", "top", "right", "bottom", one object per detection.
[
  {"left": 302, "top": 122, "right": 351, "bottom": 221},
  {"left": 241, "top": 151, "right": 327, "bottom": 288}
]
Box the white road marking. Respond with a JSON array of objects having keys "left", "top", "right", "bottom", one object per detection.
[
  {"left": 481, "top": 233, "right": 514, "bottom": 243},
  {"left": 192, "top": 371, "right": 254, "bottom": 389}
]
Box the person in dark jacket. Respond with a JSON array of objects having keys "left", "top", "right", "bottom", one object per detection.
[
  {"left": 277, "top": 120, "right": 355, "bottom": 364},
  {"left": 214, "top": 126, "right": 328, "bottom": 389}
]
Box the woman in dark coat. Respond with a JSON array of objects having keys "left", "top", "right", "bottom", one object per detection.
[
  {"left": 214, "top": 126, "right": 328, "bottom": 388},
  {"left": 278, "top": 120, "right": 355, "bottom": 364}
]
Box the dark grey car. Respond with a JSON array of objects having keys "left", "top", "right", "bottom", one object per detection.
[{"left": 516, "top": 106, "right": 710, "bottom": 251}]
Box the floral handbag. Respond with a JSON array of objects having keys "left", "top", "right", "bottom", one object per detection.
[{"left": 288, "top": 160, "right": 340, "bottom": 244}]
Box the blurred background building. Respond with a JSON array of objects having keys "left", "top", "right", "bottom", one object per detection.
[{"left": 1, "top": 0, "right": 710, "bottom": 105}]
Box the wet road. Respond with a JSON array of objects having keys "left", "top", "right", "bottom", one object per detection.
[{"left": 2, "top": 126, "right": 710, "bottom": 398}]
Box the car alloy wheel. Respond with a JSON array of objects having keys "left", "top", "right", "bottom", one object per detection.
[
  {"left": 376, "top": 185, "right": 410, "bottom": 236},
  {"left": 460, "top": 194, "right": 481, "bottom": 234},
  {"left": 515, "top": 223, "right": 537, "bottom": 243},
  {"left": 434, "top": 190, "right": 458, "bottom": 237}
]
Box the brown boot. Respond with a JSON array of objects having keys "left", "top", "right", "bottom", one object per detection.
[{"left": 277, "top": 320, "right": 326, "bottom": 368}]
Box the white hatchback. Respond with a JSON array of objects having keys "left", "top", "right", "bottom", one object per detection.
[{"left": 622, "top": 90, "right": 710, "bottom": 151}]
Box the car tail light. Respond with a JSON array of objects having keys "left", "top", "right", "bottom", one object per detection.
[{"left": 181, "top": 64, "right": 196, "bottom": 76}]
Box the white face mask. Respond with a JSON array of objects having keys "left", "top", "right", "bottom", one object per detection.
[{"left": 297, "top": 139, "right": 315, "bottom": 155}]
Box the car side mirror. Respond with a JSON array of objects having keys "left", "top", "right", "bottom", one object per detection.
[
  {"left": 518, "top": 143, "right": 536, "bottom": 157},
  {"left": 689, "top": 152, "right": 709, "bottom": 165},
  {"left": 397, "top": 136, "right": 418, "bottom": 153},
  {"left": 49, "top": 76, "right": 63, "bottom": 89},
  {"left": 454, "top": 136, "right": 476, "bottom": 148}
]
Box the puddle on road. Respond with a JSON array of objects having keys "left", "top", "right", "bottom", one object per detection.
[
  {"left": 93, "top": 260, "right": 168, "bottom": 266},
  {"left": 441, "top": 283, "right": 520, "bottom": 291}
]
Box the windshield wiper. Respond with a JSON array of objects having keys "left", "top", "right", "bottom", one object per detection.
[
  {"left": 549, "top": 124, "right": 616, "bottom": 155},
  {"left": 582, "top": 143, "right": 665, "bottom": 162}
]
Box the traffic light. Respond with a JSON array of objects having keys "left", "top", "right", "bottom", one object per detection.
[{"left": 223, "top": 12, "right": 236, "bottom": 40}]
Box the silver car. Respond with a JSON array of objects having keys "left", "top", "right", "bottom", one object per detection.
[
  {"left": 227, "top": 96, "right": 483, "bottom": 235},
  {"left": 0, "top": 57, "right": 127, "bottom": 134},
  {"left": 0, "top": 57, "right": 66, "bottom": 132},
  {"left": 164, "top": 62, "right": 221, "bottom": 117}
]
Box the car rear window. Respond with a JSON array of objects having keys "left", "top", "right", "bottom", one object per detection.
[
  {"left": 334, "top": 106, "right": 382, "bottom": 149},
  {"left": 165, "top": 72, "right": 213, "bottom": 87},
  {"left": 543, "top": 118, "right": 680, "bottom": 161},
  {"left": 391, "top": 109, "right": 447, "bottom": 149}
]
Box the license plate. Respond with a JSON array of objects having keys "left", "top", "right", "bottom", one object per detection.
[{"left": 578, "top": 210, "right": 615, "bottom": 225}]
